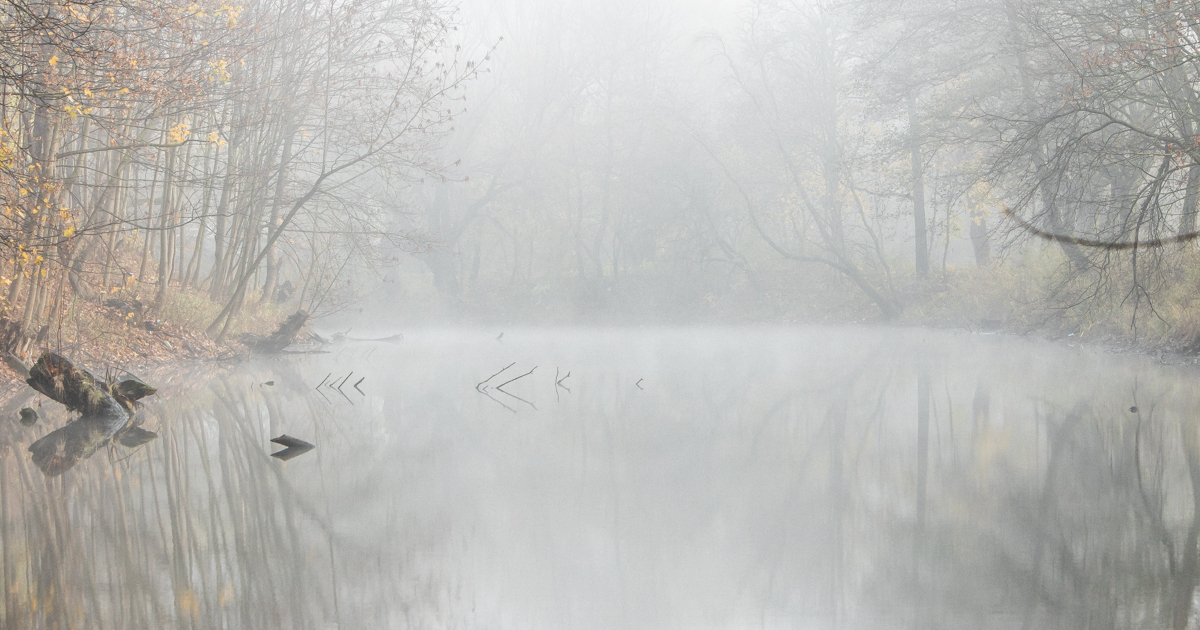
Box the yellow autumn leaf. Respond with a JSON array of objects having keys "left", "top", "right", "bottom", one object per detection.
[
  {"left": 168, "top": 121, "right": 191, "bottom": 144},
  {"left": 48, "top": 55, "right": 58, "bottom": 67},
  {"left": 63, "top": 226, "right": 75, "bottom": 238},
  {"left": 208, "top": 59, "right": 231, "bottom": 84}
]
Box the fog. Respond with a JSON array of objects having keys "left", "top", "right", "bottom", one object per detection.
[
  {"left": 5, "top": 0, "right": 1200, "bottom": 628},
  {"left": 4, "top": 0, "right": 1197, "bottom": 327},
  {"left": 327, "top": 0, "right": 1200, "bottom": 328},
  {"left": 4, "top": 329, "right": 1196, "bottom": 629}
]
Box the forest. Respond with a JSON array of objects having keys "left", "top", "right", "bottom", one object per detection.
[
  {"left": 5, "top": 0, "right": 1200, "bottom": 355},
  {"left": 0, "top": 0, "right": 471, "bottom": 358},
  {"left": 384, "top": 0, "right": 1200, "bottom": 347},
  {"left": 8, "top": 1, "right": 1200, "bottom": 628}
]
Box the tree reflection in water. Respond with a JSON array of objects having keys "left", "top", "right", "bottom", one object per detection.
[
  {"left": 0, "top": 329, "right": 1197, "bottom": 629},
  {"left": 0, "top": 362, "right": 432, "bottom": 630}
]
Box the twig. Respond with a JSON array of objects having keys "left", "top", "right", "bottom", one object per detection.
[
  {"left": 480, "top": 388, "right": 517, "bottom": 413},
  {"left": 477, "top": 362, "right": 515, "bottom": 391},
  {"left": 496, "top": 366, "right": 536, "bottom": 391},
  {"left": 495, "top": 387, "right": 537, "bottom": 410}
]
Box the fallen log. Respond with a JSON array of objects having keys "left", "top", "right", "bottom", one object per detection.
[
  {"left": 25, "top": 353, "right": 158, "bottom": 476},
  {"left": 26, "top": 352, "right": 123, "bottom": 416},
  {"left": 239, "top": 310, "right": 309, "bottom": 354}
]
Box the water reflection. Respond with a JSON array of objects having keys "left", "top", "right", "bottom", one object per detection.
[{"left": 0, "top": 328, "right": 1197, "bottom": 629}]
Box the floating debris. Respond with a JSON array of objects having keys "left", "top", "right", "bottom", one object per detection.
[
  {"left": 18, "top": 407, "right": 37, "bottom": 426},
  {"left": 477, "top": 362, "right": 515, "bottom": 392},
  {"left": 270, "top": 434, "right": 315, "bottom": 461}
]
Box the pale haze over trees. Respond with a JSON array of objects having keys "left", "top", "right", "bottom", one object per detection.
[
  {"left": 8, "top": 2, "right": 1200, "bottom": 629},
  {"left": 4, "top": 0, "right": 1200, "bottom": 337},
  {"left": 380, "top": 0, "right": 1200, "bottom": 332}
]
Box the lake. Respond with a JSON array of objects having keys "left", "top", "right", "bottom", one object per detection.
[{"left": 0, "top": 327, "right": 1195, "bottom": 629}]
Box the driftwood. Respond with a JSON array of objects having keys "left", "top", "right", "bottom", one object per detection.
[
  {"left": 329, "top": 331, "right": 404, "bottom": 343},
  {"left": 240, "top": 310, "right": 309, "bottom": 354},
  {"left": 25, "top": 353, "right": 158, "bottom": 476},
  {"left": 269, "top": 434, "right": 315, "bottom": 461}
]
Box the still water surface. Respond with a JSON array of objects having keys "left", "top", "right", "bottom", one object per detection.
[{"left": 1, "top": 327, "right": 1197, "bottom": 629}]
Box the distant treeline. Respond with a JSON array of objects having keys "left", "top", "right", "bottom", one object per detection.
[{"left": 400, "top": 0, "right": 1200, "bottom": 331}]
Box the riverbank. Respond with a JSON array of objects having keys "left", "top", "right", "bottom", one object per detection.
[
  {"left": 0, "top": 288, "right": 297, "bottom": 385},
  {"left": 358, "top": 246, "right": 1200, "bottom": 364},
  {"left": 13, "top": 245, "right": 1200, "bottom": 385},
  {"left": 892, "top": 256, "right": 1200, "bottom": 363}
]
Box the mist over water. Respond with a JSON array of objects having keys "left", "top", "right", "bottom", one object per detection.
[
  {"left": 7, "top": 0, "right": 1200, "bottom": 625},
  {"left": 2, "top": 327, "right": 1193, "bottom": 629}
]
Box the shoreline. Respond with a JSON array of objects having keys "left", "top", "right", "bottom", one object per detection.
[{"left": 5, "top": 301, "right": 1198, "bottom": 392}]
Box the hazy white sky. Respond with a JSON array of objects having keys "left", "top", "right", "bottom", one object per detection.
[{"left": 456, "top": 0, "right": 743, "bottom": 49}]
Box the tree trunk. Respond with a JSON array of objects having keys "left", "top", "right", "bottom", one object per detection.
[
  {"left": 138, "top": 148, "right": 163, "bottom": 283},
  {"left": 969, "top": 206, "right": 992, "bottom": 267},
  {"left": 908, "top": 92, "right": 929, "bottom": 278},
  {"left": 208, "top": 138, "right": 239, "bottom": 298},
  {"left": 1182, "top": 161, "right": 1200, "bottom": 237},
  {"left": 262, "top": 129, "right": 295, "bottom": 302},
  {"left": 152, "top": 147, "right": 176, "bottom": 314}
]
